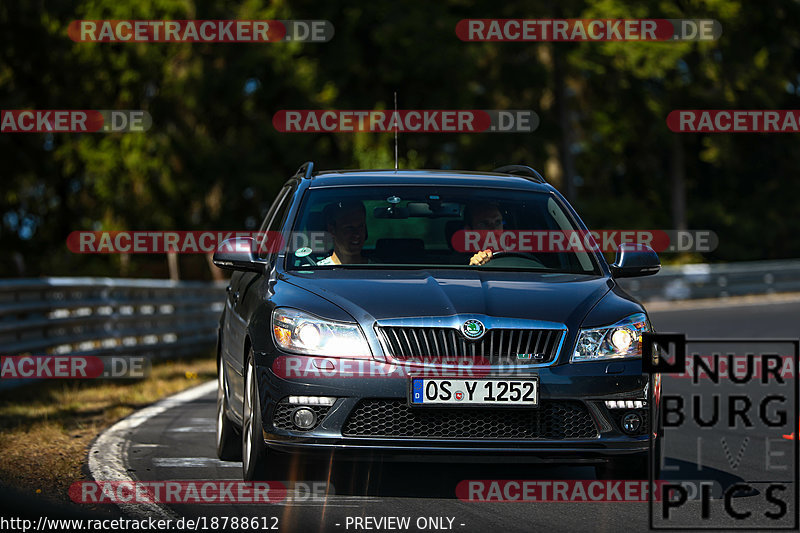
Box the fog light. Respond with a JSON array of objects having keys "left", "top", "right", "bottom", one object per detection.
[
  {"left": 292, "top": 407, "right": 317, "bottom": 429},
  {"left": 621, "top": 412, "right": 642, "bottom": 434}
]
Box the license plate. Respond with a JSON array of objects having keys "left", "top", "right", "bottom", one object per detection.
[{"left": 409, "top": 378, "right": 538, "bottom": 407}]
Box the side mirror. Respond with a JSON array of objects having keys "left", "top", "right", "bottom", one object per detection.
[
  {"left": 611, "top": 243, "right": 661, "bottom": 278},
  {"left": 212, "top": 237, "right": 265, "bottom": 272}
]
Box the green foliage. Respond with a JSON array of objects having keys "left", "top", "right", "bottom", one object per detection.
[{"left": 1, "top": 0, "right": 799, "bottom": 277}]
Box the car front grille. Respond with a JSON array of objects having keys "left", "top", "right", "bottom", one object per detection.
[
  {"left": 342, "top": 399, "right": 598, "bottom": 440},
  {"left": 375, "top": 326, "right": 563, "bottom": 365}
]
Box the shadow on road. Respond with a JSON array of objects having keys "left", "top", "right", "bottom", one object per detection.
[{"left": 271, "top": 454, "right": 750, "bottom": 500}]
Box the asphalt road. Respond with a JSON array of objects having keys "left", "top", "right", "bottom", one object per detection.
[{"left": 106, "top": 299, "right": 800, "bottom": 532}]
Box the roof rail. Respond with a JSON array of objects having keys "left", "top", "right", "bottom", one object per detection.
[
  {"left": 295, "top": 161, "right": 315, "bottom": 180},
  {"left": 493, "top": 164, "right": 547, "bottom": 184}
]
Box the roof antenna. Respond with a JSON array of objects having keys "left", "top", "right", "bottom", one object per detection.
[{"left": 393, "top": 91, "right": 399, "bottom": 170}]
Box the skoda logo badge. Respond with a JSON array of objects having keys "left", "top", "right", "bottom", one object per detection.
[{"left": 461, "top": 319, "right": 485, "bottom": 340}]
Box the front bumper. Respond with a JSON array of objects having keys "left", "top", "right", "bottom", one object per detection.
[{"left": 256, "top": 353, "right": 654, "bottom": 463}]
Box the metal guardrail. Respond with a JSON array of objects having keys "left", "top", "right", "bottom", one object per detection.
[
  {"left": 0, "top": 277, "right": 225, "bottom": 390},
  {"left": 617, "top": 259, "right": 800, "bottom": 302},
  {"left": 1, "top": 260, "right": 797, "bottom": 388}
]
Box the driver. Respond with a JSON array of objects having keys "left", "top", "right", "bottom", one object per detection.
[
  {"left": 464, "top": 202, "right": 503, "bottom": 265},
  {"left": 318, "top": 200, "right": 369, "bottom": 265}
]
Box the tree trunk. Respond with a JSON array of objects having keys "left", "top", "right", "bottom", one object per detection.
[
  {"left": 553, "top": 47, "right": 577, "bottom": 202},
  {"left": 167, "top": 252, "right": 180, "bottom": 281},
  {"left": 670, "top": 135, "right": 687, "bottom": 231}
]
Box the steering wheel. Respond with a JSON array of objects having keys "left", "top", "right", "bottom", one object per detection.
[
  {"left": 477, "top": 251, "right": 547, "bottom": 268},
  {"left": 485, "top": 251, "right": 542, "bottom": 262}
]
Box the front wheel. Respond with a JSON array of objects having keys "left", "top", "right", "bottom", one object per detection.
[{"left": 242, "top": 349, "right": 269, "bottom": 480}]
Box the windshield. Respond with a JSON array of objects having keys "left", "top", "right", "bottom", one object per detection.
[{"left": 285, "top": 185, "right": 600, "bottom": 274}]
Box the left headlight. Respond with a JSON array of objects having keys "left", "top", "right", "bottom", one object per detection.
[
  {"left": 272, "top": 308, "right": 371, "bottom": 357},
  {"left": 571, "top": 313, "right": 650, "bottom": 363}
]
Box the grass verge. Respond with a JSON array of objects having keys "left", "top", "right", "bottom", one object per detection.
[{"left": 0, "top": 355, "right": 216, "bottom": 507}]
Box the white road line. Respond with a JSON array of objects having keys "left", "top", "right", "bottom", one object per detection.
[
  {"left": 88, "top": 380, "right": 217, "bottom": 520},
  {"left": 168, "top": 426, "right": 216, "bottom": 432},
  {"left": 153, "top": 457, "right": 241, "bottom": 468}
]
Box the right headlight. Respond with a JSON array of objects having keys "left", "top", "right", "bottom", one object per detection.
[
  {"left": 272, "top": 308, "right": 371, "bottom": 357},
  {"left": 571, "top": 313, "right": 650, "bottom": 363}
]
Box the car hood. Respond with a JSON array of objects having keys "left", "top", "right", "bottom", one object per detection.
[{"left": 281, "top": 269, "right": 612, "bottom": 325}]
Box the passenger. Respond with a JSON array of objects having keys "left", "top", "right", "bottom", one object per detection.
[{"left": 318, "top": 200, "right": 369, "bottom": 265}]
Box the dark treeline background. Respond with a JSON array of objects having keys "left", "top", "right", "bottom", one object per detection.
[{"left": 1, "top": 0, "right": 799, "bottom": 279}]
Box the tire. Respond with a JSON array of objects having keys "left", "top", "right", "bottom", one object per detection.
[
  {"left": 242, "top": 349, "right": 269, "bottom": 480},
  {"left": 215, "top": 358, "right": 241, "bottom": 461}
]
